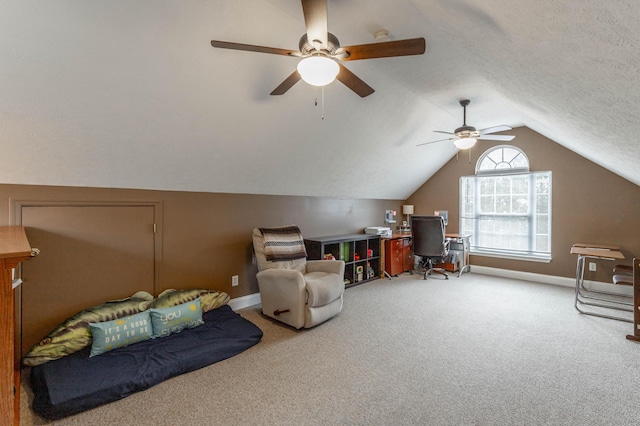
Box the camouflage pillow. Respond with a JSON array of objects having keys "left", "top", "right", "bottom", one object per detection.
[
  {"left": 23, "top": 291, "right": 154, "bottom": 367},
  {"left": 149, "top": 288, "right": 230, "bottom": 313}
]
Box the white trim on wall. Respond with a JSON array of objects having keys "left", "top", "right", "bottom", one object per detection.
[
  {"left": 228, "top": 266, "right": 633, "bottom": 311},
  {"left": 229, "top": 292, "right": 261, "bottom": 311},
  {"left": 470, "top": 265, "right": 632, "bottom": 296}
]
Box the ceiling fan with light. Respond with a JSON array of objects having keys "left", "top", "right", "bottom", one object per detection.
[
  {"left": 210, "top": 0, "right": 426, "bottom": 98},
  {"left": 418, "top": 99, "right": 515, "bottom": 149}
]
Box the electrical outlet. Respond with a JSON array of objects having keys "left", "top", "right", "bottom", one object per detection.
[
  {"left": 589, "top": 262, "right": 597, "bottom": 272},
  {"left": 232, "top": 275, "right": 239, "bottom": 287}
]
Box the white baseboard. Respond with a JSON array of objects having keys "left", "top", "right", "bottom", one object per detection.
[
  {"left": 471, "top": 265, "right": 633, "bottom": 296},
  {"left": 229, "top": 292, "right": 261, "bottom": 311},
  {"left": 228, "top": 267, "right": 632, "bottom": 309}
]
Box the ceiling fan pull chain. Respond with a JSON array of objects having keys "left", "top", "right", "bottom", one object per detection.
[
  {"left": 322, "top": 86, "right": 325, "bottom": 120},
  {"left": 315, "top": 86, "right": 318, "bottom": 106}
]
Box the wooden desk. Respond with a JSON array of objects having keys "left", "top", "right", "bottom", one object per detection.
[
  {"left": 0, "top": 227, "right": 34, "bottom": 426},
  {"left": 570, "top": 243, "right": 631, "bottom": 322},
  {"left": 572, "top": 242, "right": 620, "bottom": 250},
  {"left": 381, "top": 232, "right": 413, "bottom": 278},
  {"left": 381, "top": 232, "right": 472, "bottom": 278},
  {"left": 570, "top": 246, "right": 625, "bottom": 260}
]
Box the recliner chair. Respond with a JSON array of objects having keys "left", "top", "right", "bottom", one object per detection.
[
  {"left": 252, "top": 226, "right": 345, "bottom": 329},
  {"left": 410, "top": 215, "right": 450, "bottom": 280}
]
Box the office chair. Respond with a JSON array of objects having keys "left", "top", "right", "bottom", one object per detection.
[{"left": 410, "top": 215, "right": 450, "bottom": 280}]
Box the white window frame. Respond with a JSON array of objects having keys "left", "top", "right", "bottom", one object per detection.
[{"left": 460, "top": 145, "right": 552, "bottom": 262}]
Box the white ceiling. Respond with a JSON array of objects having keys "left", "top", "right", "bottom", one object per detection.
[{"left": 2, "top": 0, "right": 639, "bottom": 199}]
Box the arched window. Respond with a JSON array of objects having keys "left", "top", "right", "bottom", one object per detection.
[
  {"left": 476, "top": 145, "right": 529, "bottom": 174},
  {"left": 460, "top": 145, "right": 552, "bottom": 261}
]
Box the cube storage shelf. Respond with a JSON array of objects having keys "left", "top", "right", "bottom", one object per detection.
[{"left": 304, "top": 234, "right": 381, "bottom": 287}]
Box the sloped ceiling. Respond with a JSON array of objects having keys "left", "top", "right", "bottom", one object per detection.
[{"left": 1, "top": 1, "right": 639, "bottom": 200}]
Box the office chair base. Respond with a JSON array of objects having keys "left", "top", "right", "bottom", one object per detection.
[
  {"left": 423, "top": 268, "right": 449, "bottom": 280},
  {"left": 417, "top": 258, "right": 449, "bottom": 280}
]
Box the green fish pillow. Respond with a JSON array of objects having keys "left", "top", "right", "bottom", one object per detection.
[
  {"left": 149, "top": 288, "right": 230, "bottom": 312},
  {"left": 23, "top": 291, "right": 154, "bottom": 367}
]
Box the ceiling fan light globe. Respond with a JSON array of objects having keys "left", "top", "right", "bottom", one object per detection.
[
  {"left": 297, "top": 57, "right": 339, "bottom": 86},
  {"left": 454, "top": 137, "right": 477, "bottom": 149}
]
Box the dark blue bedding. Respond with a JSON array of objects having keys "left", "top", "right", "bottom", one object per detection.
[{"left": 30, "top": 305, "right": 263, "bottom": 420}]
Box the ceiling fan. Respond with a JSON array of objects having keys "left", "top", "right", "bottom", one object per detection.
[
  {"left": 418, "top": 100, "right": 515, "bottom": 149},
  {"left": 210, "top": 0, "right": 426, "bottom": 98}
]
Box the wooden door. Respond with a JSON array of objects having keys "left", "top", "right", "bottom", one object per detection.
[{"left": 18, "top": 204, "right": 158, "bottom": 356}]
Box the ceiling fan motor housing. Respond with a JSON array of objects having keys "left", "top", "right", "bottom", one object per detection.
[
  {"left": 454, "top": 125, "right": 480, "bottom": 138},
  {"left": 299, "top": 32, "right": 340, "bottom": 56}
]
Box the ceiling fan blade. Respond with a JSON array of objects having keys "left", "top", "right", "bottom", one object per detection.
[
  {"left": 340, "top": 38, "right": 426, "bottom": 61},
  {"left": 434, "top": 130, "right": 455, "bottom": 135},
  {"left": 301, "top": 0, "right": 328, "bottom": 49},
  {"left": 211, "top": 40, "right": 300, "bottom": 57},
  {"left": 477, "top": 134, "right": 515, "bottom": 141},
  {"left": 417, "top": 137, "right": 453, "bottom": 147},
  {"left": 478, "top": 125, "right": 512, "bottom": 135},
  {"left": 270, "top": 70, "right": 302, "bottom": 96},
  {"left": 336, "top": 63, "right": 374, "bottom": 98}
]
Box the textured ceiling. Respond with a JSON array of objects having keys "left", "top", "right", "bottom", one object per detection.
[{"left": 1, "top": 0, "right": 639, "bottom": 199}]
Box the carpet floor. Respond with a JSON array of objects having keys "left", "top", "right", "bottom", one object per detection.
[{"left": 20, "top": 272, "right": 640, "bottom": 425}]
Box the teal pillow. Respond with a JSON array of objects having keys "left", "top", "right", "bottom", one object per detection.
[
  {"left": 89, "top": 311, "right": 152, "bottom": 357},
  {"left": 149, "top": 298, "right": 204, "bottom": 337}
]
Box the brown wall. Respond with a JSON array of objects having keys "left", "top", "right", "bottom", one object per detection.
[
  {"left": 0, "top": 184, "right": 402, "bottom": 299},
  {"left": 4, "top": 126, "right": 638, "bottom": 306},
  {"left": 407, "top": 127, "right": 640, "bottom": 281}
]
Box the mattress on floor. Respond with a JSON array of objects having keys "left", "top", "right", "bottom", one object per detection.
[{"left": 30, "top": 304, "right": 263, "bottom": 420}]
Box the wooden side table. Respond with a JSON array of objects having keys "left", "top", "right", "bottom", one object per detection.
[
  {"left": 0, "top": 226, "right": 35, "bottom": 426},
  {"left": 570, "top": 243, "right": 630, "bottom": 322}
]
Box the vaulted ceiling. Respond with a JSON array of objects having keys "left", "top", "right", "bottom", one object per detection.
[{"left": 2, "top": 1, "right": 639, "bottom": 199}]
